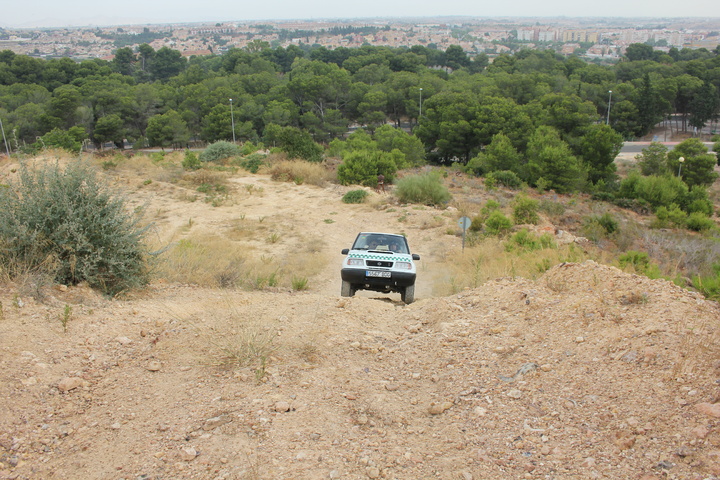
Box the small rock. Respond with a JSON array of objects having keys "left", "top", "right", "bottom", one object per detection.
[
  {"left": 366, "top": 466, "right": 381, "bottom": 478},
  {"left": 675, "top": 446, "right": 693, "bottom": 457},
  {"left": 146, "top": 361, "right": 161, "bottom": 372},
  {"left": 575, "top": 336, "right": 585, "bottom": 343},
  {"left": 58, "top": 377, "right": 84, "bottom": 392},
  {"left": 428, "top": 401, "right": 453, "bottom": 415},
  {"left": 614, "top": 434, "right": 636, "bottom": 450},
  {"left": 695, "top": 403, "right": 720, "bottom": 418},
  {"left": 110, "top": 422, "right": 122, "bottom": 430},
  {"left": 581, "top": 457, "right": 596, "bottom": 468},
  {"left": 621, "top": 351, "right": 638, "bottom": 363},
  {"left": 460, "top": 472, "right": 473, "bottom": 480},
  {"left": 540, "top": 446, "right": 551, "bottom": 455},
  {"left": 21, "top": 377, "right": 38, "bottom": 386},
  {"left": 180, "top": 447, "right": 197, "bottom": 461},
  {"left": 385, "top": 384, "right": 399, "bottom": 392},
  {"left": 507, "top": 389, "right": 523, "bottom": 399},
  {"left": 473, "top": 407, "right": 487, "bottom": 417},
  {"left": 643, "top": 348, "right": 657, "bottom": 364},
  {"left": 203, "top": 414, "right": 232, "bottom": 430},
  {"left": 691, "top": 426, "right": 709, "bottom": 439},
  {"left": 115, "top": 336, "right": 132, "bottom": 345},
  {"left": 406, "top": 324, "right": 422, "bottom": 334},
  {"left": 274, "top": 401, "right": 291, "bottom": 413}
]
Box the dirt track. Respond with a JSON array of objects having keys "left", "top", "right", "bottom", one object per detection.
[{"left": 1, "top": 160, "right": 720, "bottom": 480}]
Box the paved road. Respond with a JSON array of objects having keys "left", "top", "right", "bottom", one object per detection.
[{"left": 621, "top": 141, "right": 715, "bottom": 155}]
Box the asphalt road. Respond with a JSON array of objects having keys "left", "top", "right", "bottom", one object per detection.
[{"left": 621, "top": 141, "right": 715, "bottom": 154}]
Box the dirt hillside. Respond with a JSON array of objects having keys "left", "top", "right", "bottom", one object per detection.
[{"left": 1, "top": 157, "right": 719, "bottom": 480}]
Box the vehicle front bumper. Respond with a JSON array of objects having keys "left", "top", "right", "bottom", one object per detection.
[{"left": 341, "top": 268, "right": 416, "bottom": 287}]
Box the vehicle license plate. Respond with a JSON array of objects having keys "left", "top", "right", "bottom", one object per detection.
[{"left": 366, "top": 270, "right": 391, "bottom": 278}]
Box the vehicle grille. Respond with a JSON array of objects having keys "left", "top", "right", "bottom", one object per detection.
[{"left": 366, "top": 260, "right": 393, "bottom": 268}]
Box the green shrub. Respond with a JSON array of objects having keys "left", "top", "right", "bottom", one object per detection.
[
  {"left": 264, "top": 125, "right": 323, "bottom": 162},
  {"left": 342, "top": 189, "right": 369, "bottom": 204},
  {"left": 23, "top": 126, "right": 87, "bottom": 154},
  {"left": 240, "top": 153, "right": 266, "bottom": 173},
  {"left": 484, "top": 174, "right": 497, "bottom": 190},
  {"left": 484, "top": 210, "right": 513, "bottom": 236},
  {"left": 512, "top": 194, "right": 540, "bottom": 225},
  {"left": 291, "top": 276, "right": 309, "bottom": 291},
  {"left": 686, "top": 212, "right": 715, "bottom": 232},
  {"left": 596, "top": 212, "right": 619, "bottom": 234},
  {"left": 583, "top": 213, "right": 618, "bottom": 242},
  {"left": 493, "top": 170, "right": 522, "bottom": 189},
  {"left": 618, "top": 172, "right": 688, "bottom": 211},
  {"left": 539, "top": 198, "right": 565, "bottom": 217},
  {"left": 652, "top": 205, "right": 688, "bottom": 229},
  {"left": 182, "top": 150, "right": 202, "bottom": 170},
  {"left": 692, "top": 264, "right": 720, "bottom": 300},
  {"left": 394, "top": 172, "right": 451, "bottom": 206},
  {"left": 0, "top": 161, "right": 150, "bottom": 295},
  {"left": 337, "top": 150, "right": 397, "bottom": 187},
  {"left": 506, "top": 228, "right": 555, "bottom": 252},
  {"left": 199, "top": 141, "right": 241, "bottom": 163},
  {"left": 683, "top": 186, "right": 714, "bottom": 216},
  {"left": 535, "top": 177, "right": 551, "bottom": 193},
  {"left": 618, "top": 250, "right": 660, "bottom": 277},
  {"left": 241, "top": 141, "right": 260, "bottom": 156},
  {"left": 469, "top": 216, "right": 484, "bottom": 232},
  {"left": 470, "top": 200, "right": 501, "bottom": 232}
]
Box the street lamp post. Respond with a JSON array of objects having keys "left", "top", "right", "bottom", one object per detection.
[
  {"left": 418, "top": 87, "right": 423, "bottom": 121},
  {"left": 0, "top": 116, "right": 10, "bottom": 156},
  {"left": 606, "top": 90, "right": 612, "bottom": 125},
  {"left": 678, "top": 156, "right": 685, "bottom": 177},
  {"left": 229, "top": 98, "right": 236, "bottom": 143}
]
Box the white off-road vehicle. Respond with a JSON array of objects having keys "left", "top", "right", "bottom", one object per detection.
[{"left": 340, "top": 232, "right": 420, "bottom": 304}]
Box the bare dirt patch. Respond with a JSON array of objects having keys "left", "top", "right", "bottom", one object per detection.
[{"left": 1, "top": 156, "right": 719, "bottom": 480}]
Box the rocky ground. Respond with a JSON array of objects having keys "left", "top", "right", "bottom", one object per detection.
[{"left": 1, "top": 156, "right": 719, "bottom": 480}]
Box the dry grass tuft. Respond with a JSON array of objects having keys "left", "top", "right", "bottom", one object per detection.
[
  {"left": 152, "top": 233, "right": 247, "bottom": 287},
  {"left": 261, "top": 159, "right": 334, "bottom": 187},
  {"left": 433, "top": 237, "right": 601, "bottom": 296},
  {"left": 151, "top": 231, "right": 327, "bottom": 291},
  {"left": 183, "top": 169, "right": 226, "bottom": 187}
]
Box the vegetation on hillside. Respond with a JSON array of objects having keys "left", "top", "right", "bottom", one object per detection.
[{"left": 1, "top": 41, "right": 719, "bottom": 300}]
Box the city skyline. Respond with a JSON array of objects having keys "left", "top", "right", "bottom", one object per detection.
[{"left": 3, "top": 0, "right": 719, "bottom": 29}]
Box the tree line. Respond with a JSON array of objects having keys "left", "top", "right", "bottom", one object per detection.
[{"left": 0, "top": 42, "right": 718, "bottom": 181}]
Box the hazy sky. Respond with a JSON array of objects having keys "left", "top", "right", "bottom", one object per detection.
[{"left": 2, "top": 0, "right": 718, "bottom": 28}]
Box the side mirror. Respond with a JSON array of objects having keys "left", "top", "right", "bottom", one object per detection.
[
  {"left": 341, "top": 248, "right": 349, "bottom": 254},
  {"left": 412, "top": 254, "right": 420, "bottom": 260}
]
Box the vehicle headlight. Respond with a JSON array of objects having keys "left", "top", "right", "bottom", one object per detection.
[
  {"left": 395, "top": 262, "right": 412, "bottom": 270},
  {"left": 347, "top": 258, "right": 364, "bottom": 266}
]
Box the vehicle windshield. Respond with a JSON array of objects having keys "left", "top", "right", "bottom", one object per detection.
[{"left": 353, "top": 234, "right": 408, "bottom": 254}]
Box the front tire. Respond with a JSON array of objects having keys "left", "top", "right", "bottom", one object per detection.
[
  {"left": 401, "top": 284, "right": 415, "bottom": 304},
  {"left": 341, "top": 280, "right": 355, "bottom": 297}
]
